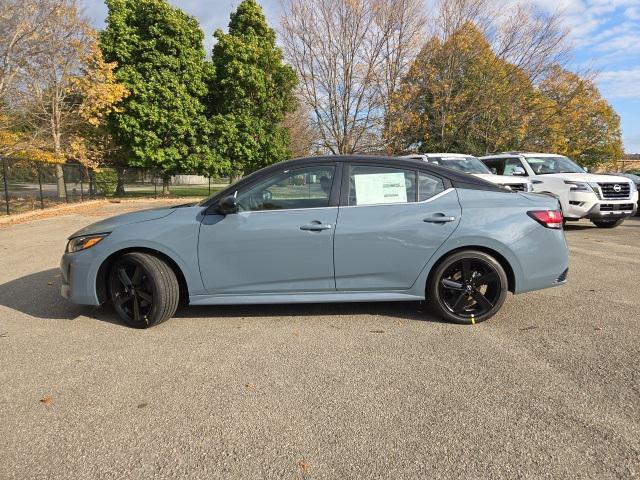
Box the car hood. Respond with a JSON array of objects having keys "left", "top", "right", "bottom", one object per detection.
[
  {"left": 538, "top": 172, "right": 632, "bottom": 183},
  {"left": 68, "top": 207, "right": 177, "bottom": 239},
  {"left": 473, "top": 173, "right": 528, "bottom": 185}
]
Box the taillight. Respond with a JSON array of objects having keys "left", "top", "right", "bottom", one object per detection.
[{"left": 527, "top": 210, "right": 563, "bottom": 229}]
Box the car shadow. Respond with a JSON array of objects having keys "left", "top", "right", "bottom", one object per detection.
[
  {"left": 0, "top": 268, "right": 121, "bottom": 325},
  {"left": 563, "top": 223, "right": 594, "bottom": 230},
  {"left": 0, "top": 268, "right": 444, "bottom": 324},
  {"left": 175, "top": 301, "right": 443, "bottom": 323}
]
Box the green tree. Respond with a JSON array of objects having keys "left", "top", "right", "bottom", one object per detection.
[
  {"left": 99, "top": 0, "right": 212, "bottom": 193},
  {"left": 206, "top": 0, "right": 297, "bottom": 181}
]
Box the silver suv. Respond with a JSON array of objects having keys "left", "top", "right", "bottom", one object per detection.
[{"left": 479, "top": 152, "right": 638, "bottom": 228}]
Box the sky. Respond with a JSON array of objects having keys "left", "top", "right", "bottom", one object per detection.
[{"left": 79, "top": 0, "right": 640, "bottom": 153}]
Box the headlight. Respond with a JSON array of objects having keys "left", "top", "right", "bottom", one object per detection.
[
  {"left": 564, "top": 181, "right": 594, "bottom": 193},
  {"left": 66, "top": 233, "right": 109, "bottom": 253}
]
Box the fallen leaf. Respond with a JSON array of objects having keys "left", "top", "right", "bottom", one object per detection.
[
  {"left": 298, "top": 460, "right": 310, "bottom": 473},
  {"left": 519, "top": 326, "right": 538, "bottom": 331},
  {"left": 40, "top": 395, "right": 53, "bottom": 406},
  {"left": 370, "top": 329, "right": 385, "bottom": 334},
  {"left": 47, "top": 282, "right": 53, "bottom": 286},
  {"left": 292, "top": 330, "right": 299, "bottom": 336},
  {"left": 137, "top": 402, "right": 148, "bottom": 408},
  {"left": 245, "top": 383, "right": 256, "bottom": 389}
]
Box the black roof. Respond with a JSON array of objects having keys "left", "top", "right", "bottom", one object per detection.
[{"left": 202, "top": 154, "right": 502, "bottom": 206}]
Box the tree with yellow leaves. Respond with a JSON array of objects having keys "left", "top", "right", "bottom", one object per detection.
[
  {"left": 19, "top": 1, "right": 127, "bottom": 197},
  {"left": 524, "top": 66, "right": 623, "bottom": 168},
  {"left": 386, "top": 24, "right": 535, "bottom": 155}
]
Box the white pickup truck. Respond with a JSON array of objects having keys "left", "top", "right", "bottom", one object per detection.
[
  {"left": 479, "top": 152, "right": 638, "bottom": 228},
  {"left": 403, "top": 153, "right": 533, "bottom": 192}
]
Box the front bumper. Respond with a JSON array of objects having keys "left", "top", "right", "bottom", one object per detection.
[
  {"left": 60, "top": 249, "right": 102, "bottom": 305},
  {"left": 563, "top": 190, "right": 638, "bottom": 220},
  {"left": 580, "top": 202, "right": 637, "bottom": 220}
]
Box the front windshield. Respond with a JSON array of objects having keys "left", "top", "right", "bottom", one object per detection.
[
  {"left": 430, "top": 156, "right": 492, "bottom": 174},
  {"left": 524, "top": 156, "right": 585, "bottom": 174}
]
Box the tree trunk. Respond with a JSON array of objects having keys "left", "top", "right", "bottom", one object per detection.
[
  {"left": 115, "top": 166, "right": 126, "bottom": 196},
  {"left": 55, "top": 164, "right": 66, "bottom": 199},
  {"left": 230, "top": 171, "right": 244, "bottom": 184},
  {"left": 162, "top": 176, "right": 170, "bottom": 195}
]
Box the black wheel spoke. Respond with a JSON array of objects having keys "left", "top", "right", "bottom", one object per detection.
[
  {"left": 461, "top": 259, "right": 472, "bottom": 282},
  {"left": 131, "top": 266, "right": 143, "bottom": 286},
  {"left": 133, "top": 295, "right": 141, "bottom": 322},
  {"left": 475, "top": 271, "right": 497, "bottom": 286},
  {"left": 441, "top": 278, "right": 464, "bottom": 291},
  {"left": 118, "top": 268, "right": 133, "bottom": 288},
  {"left": 115, "top": 293, "right": 133, "bottom": 307},
  {"left": 471, "top": 290, "right": 493, "bottom": 311},
  {"left": 451, "top": 292, "right": 468, "bottom": 313},
  {"left": 137, "top": 290, "right": 152, "bottom": 303}
]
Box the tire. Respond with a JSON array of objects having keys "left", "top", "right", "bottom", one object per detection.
[
  {"left": 109, "top": 252, "right": 179, "bottom": 328},
  {"left": 427, "top": 250, "right": 509, "bottom": 325},
  {"left": 591, "top": 218, "right": 624, "bottom": 228}
]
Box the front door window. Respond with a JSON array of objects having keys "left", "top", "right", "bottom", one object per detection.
[{"left": 236, "top": 166, "right": 335, "bottom": 211}]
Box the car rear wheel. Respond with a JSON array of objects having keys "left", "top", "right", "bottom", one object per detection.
[
  {"left": 427, "top": 250, "right": 508, "bottom": 325},
  {"left": 591, "top": 218, "right": 624, "bottom": 228},
  {"left": 109, "top": 252, "right": 179, "bottom": 328}
]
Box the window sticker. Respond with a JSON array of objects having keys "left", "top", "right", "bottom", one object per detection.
[{"left": 354, "top": 172, "right": 408, "bottom": 205}]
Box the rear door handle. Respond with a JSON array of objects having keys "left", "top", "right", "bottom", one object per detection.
[
  {"left": 423, "top": 214, "right": 456, "bottom": 223},
  {"left": 300, "top": 221, "right": 332, "bottom": 231}
]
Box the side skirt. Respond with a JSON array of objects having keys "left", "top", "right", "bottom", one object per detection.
[{"left": 188, "top": 291, "right": 425, "bottom": 306}]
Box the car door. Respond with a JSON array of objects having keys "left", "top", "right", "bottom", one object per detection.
[
  {"left": 334, "top": 164, "right": 461, "bottom": 291},
  {"left": 198, "top": 164, "right": 339, "bottom": 294}
]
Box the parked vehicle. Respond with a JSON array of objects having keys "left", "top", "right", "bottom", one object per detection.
[
  {"left": 60, "top": 155, "right": 569, "bottom": 328},
  {"left": 607, "top": 172, "right": 640, "bottom": 215},
  {"left": 403, "top": 153, "right": 533, "bottom": 192},
  {"left": 479, "top": 152, "right": 638, "bottom": 228}
]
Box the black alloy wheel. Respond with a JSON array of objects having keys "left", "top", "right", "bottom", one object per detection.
[
  {"left": 428, "top": 250, "right": 508, "bottom": 324},
  {"left": 109, "top": 252, "right": 179, "bottom": 328}
]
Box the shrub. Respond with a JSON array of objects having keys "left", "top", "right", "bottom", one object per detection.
[{"left": 95, "top": 169, "right": 118, "bottom": 196}]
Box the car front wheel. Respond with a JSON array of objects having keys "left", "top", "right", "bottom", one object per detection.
[
  {"left": 427, "top": 250, "right": 508, "bottom": 325},
  {"left": 109, "top": 252, "right": 179, "bottom": 328},
  {"left": 591, "top": 218, "right": 624, "bottom": 228}
]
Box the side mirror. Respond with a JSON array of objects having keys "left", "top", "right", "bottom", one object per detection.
[
  {"left": 217, "top": 195, "right": 238, "bottom": 215},
  {"left": 583, "top": 167, "right": 589, "bottom": 173},
  {"left": 512, "top": 166, "right": 526, "bottom": 176}
]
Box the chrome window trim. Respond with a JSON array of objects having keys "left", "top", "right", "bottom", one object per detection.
[
  {"left": 233, "top": 188, "right": 456, "bottom": 213},
  {"left": 340, "top": 187, "right": 454, "bottom": 209}
]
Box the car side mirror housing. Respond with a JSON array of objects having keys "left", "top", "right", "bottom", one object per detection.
[
  {"left": 217, "top": 195, "right": 238, "bottom": 215},
  {"left": 512, "top": 166, "right": 526, "bottom": 176},
  {"left": 583, "top": 167, "right": 589, "bottom": 173}
]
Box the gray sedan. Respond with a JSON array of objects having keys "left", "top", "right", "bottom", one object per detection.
[{"left": 60, "top": 155, "right": 569, "bottom": 327}]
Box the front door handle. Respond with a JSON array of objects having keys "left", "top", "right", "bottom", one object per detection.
[
  {"left": 300, "top": 220, "right": 333, "bottom": 231},
  {"left": 423, "top": 213, "right": 456, "bottom": 224}
]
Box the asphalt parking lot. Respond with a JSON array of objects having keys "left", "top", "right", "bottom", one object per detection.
[{"left": 1, "top": 201, "right": 639, "bottom": 479}]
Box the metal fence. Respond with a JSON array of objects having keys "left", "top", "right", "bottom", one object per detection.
[{"left": 0, "top": 158, "right": 228, "bottom": 216}]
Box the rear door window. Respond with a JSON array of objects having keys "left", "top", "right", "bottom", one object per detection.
[{"left": 348, "top": 165, "right": 416, "bottom": 206}]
